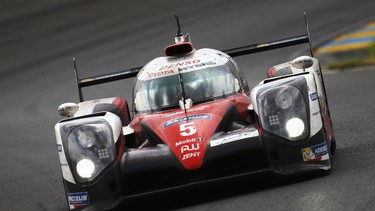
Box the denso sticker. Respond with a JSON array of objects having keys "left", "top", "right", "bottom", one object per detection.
[
  {"left": 163, "top": 114, "right": 211, "bottom": 128},
  {"left": 301, "top": 142, "right": 329, "bottom": 162},
  {"left": 159, "top": 59, "right": 201, "bottom": 70},
  {"left": 67, "top": 192, "right": 89, "bottom": 209}
]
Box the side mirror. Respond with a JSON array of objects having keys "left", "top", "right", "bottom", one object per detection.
[
  {"left": 58, "top": 103, "right": 79, "bottom": 117},
  {"left": 290, "top": 56, "right": 314, "bottom": 69}
]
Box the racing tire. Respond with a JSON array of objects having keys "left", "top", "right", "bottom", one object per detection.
[{"left": 330, "top": 137, "right": 336, "bottom": 154}]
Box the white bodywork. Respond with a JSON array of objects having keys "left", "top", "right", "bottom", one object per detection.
[
  {"left": 250, "top": 56, "right": 325, "bottom": 138},
  {"left": 55, "top": 112, "right": 122, "bottom": 184}
]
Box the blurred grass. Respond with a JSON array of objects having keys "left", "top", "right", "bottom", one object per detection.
[
  {"left": 320, "top": 42, "right": 375, "bottom": 70},
  {"left": 369, "top": 42, "right": 375, "bottom": 57}
]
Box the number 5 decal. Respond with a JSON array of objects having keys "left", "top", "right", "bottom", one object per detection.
[{"left": 180, "top": 122, "right": 196, "bottom": 136}]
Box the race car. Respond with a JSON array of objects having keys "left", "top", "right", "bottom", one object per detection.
[{"left": 54, "top": 16, "right": 336, "bottom": 210}]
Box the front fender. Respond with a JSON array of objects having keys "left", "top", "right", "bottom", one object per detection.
[
  {"left": 250, "top": 72, "right": 323, "bottom": 143},
  {"left": 55, "top": 112, "right": 122, "bottom": 185}
]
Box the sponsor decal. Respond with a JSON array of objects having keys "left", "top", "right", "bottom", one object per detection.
[
  {"left": 310, "top": 92, "right": 318, "bottom": 101},
  {"left": 67, "top": 192, "right": 89, "bottom": 209},
  {"left": 178, "top": 138, "right": 203, "bottom": 160},
  {"left": 182, "top": 152, "right": 200, "bottom": 160},
  {"left": 147, "top": 69, "right": 175, "bottom": 78},
  {"left": 181, "top": 143, "right": 200, "bottom": 153},
  {"left": 312, "top": 111, "right": 320, "bottom": 116},
  {"left": 301, "top": 142, "right": 329, "bottom": 162},
  {"left": 57, "top": 144, "right": 62, "bottom": 152},
  {"left": 159, "top": 59, "right": 201, "bottom": 70},
  {"left": 175, "top": 137, "right": 203, "bottom": 147},
  {"left": 178, "top": 61, "right": 216, "bottom": 71},
  {"left": 210, "top": 130, "right": 259, "bottom": 147},
  {"left": 142, "top": 60, "right": 217, "bottom": 80},
  {"left": 163, "top": 114, "right": 211, "bottom": 128}
]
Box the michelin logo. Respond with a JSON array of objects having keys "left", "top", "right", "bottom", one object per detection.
[
  {"left": 67, "top": 192, "right": 89, "bottom": 208},
  {"left": 302, "top": 142, "right": 329, "bottom": 162}
]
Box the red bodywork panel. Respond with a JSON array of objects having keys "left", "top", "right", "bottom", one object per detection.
[{"left": 130, "top": 94, "right": 250, "bottom": 170}]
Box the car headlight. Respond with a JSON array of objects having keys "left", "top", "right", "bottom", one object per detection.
[
  {"left": 285, "top": 117, "right": 305, "bottom": 138},
  {"left": 76, "top": 158, "right": 95, "bottom": 178},
  {"left": 257, "top": 77, "right": 309, "bottom": 141},
  {"left": 76, "top": 130, "right": 96, "bottom": 148},
  {"left": 275, "top": 89, "right": 293, "bottom": 109},
  {"left": 61, "top": 118, "right": 116, "bottom": 183}
]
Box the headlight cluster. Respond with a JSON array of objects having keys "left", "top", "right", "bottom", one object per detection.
[
  {"left": 257, "top": 77, "right": 309, "bottom": 141},
  {"left": 63, "top": 119, "right": 116, "bottom": 183}
]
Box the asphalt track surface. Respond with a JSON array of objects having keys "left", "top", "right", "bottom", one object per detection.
[{"left": 1, "top": 0, "right": 375, "bottom": 210}]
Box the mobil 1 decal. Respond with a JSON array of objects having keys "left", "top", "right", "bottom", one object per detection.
[
  {"left": 176, "top": 137, "right": 204, "bottom": 161},
  {"left": 178, "top": 122, "right": 200, "bottom": 160}
]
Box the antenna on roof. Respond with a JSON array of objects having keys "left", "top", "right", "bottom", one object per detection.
[
  {"left": 175, "top": 15, "right": 182, "bottom": 36},
  {"left": 175, "top": 15, "right": 184, "bottom": 43},
  {"left": 165, "top": 15, "right": 194, "bottom": 56}
]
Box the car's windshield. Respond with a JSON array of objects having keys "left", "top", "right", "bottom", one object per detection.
[{"left": 133, "top": 62, "right": 241, "bottom": 113}]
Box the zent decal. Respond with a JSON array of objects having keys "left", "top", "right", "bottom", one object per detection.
[{"left": 182, "top": 152, "right": 200, "bottom": 160}]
